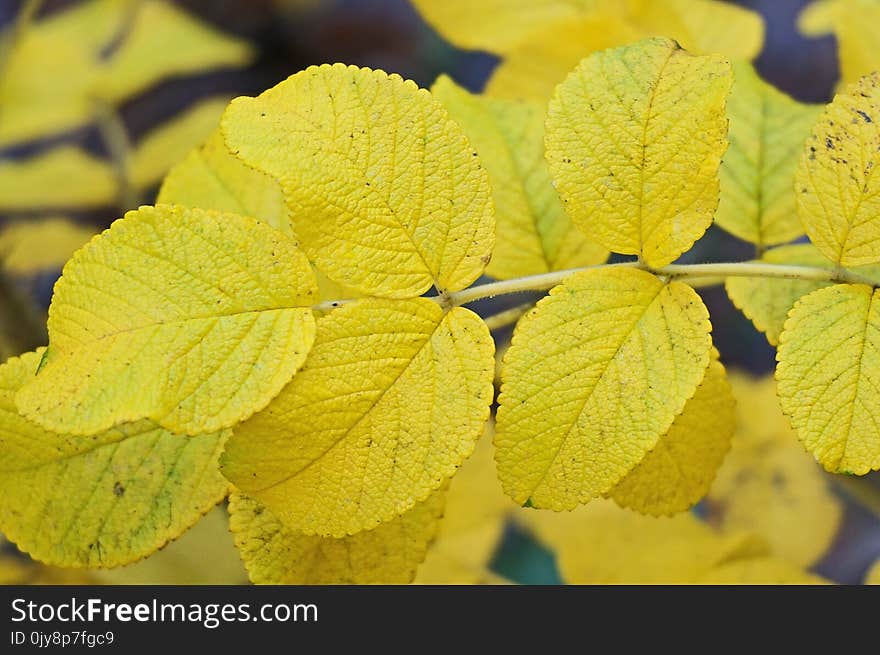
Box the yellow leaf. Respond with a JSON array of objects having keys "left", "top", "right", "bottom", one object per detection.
[
  {"left": 159, "top": 131, "right": 361, "bottom": 302},
  {"left": 695, "top": 557, "right": 829, "bottom": 584},
  {"left": 0, "top": 99, "right": 231, "bottom": 213},
  {"left": 717, "top": 63, "right": 821, "bottom": 246},
  {"left": 609, "top": 351, "right": 734, "bottom": 516},
  {"left": 412, "top": 0, "right": 762, "bottom": 60},
  {"left": 776, "top": 283, "right": 880, "bottom": 474},
  {"left": 519, "top": 499, "right": 770, "bottom": 584},
  {"left": 0, "top": 147, "right": 116, "bottom": 211},
  {"left": 795, "top": 73, "right": 880, "bottom": 267},
  {"left": 416, "top": 547, "right": 513, "bottom": 585},
  {"left": 495, "top": 267, "right": 712, "bottom": 510},
  {"left": 865, "top": 559, "right": 880, "bottom": 584},
  {"left": 707, "top": 374, "right": 842, "bottom": 567},
  {"left": 91, "top": 507, "right": 246, "bottom": 584},
  {"left": 94, "top": 0, "right": 253, "bottom": 103},
  {"left": 0, "top": 350, "right": 230, "bottom": 568},
  {"left": 0, "top": 217, "right": 98, "bottom": 275},
  {"left": 798, "top": 0, "right": 838, "bottom": 36},
  {"left": 410, "top": 0, "right": 598, "bottom": 54},
  {"left": 0, "top": 0, "right": 253, "bottom": 148},
  {"left": 626, "top": 0, "right": 764, "bottom": 61},
  {"left": 416, "top": 424, "right": 516, "bottom": 584},
  {"left": 229, "top": 490, "right": 445, "bottom": 584},
  {"left": 544, "top": 38, "right": 732, "bottom": 267},
  {"left": 798, "top": 0, "right": 880, "bottom": 87},
  {"left": 0, "top": 554, "right": 96, "bottom": 585},
  {"left": 221, "top": 64, "right": 495, "bottom": 298},
  {"left": 221, "top": 298, "right": 495, "bottom": 537},
  {"left": 431, "top": 75, "right": 607, "bottom": 279},
  {"left": 15, "top": 205, "right": 317, "bottom": 436},
  {"left": 0, "top": 3, "right": 107, "bottom": 147},
  {"left": 726, "top": 243, "right": 880, "bottom": 345},
  {"left": 130, "top": 97, "right": 230, "bottom": 191},
  {"left": 158, "top": 130, "right": 291, "bottom": 233},
  {"left": 485, "top": 17, "right": 640, "bottom": 103}
]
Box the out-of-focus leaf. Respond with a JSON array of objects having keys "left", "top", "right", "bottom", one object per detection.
[
  {"left": 798, "top": 0, "right": 880, "bottom": 87},
  {"left": 0, "top": 217, "right": 97, "bottom": 275},
  {"left": 129, "top": 97, "right": 230, "bottom": 191},
  {"left": 707, "top": 374, "right": 842, "bottom": 566},
  {"left": 416, "top": 424, "right": 516, "bottom": 584},
  {"left": 517, "top": 499, "right": 773, "bottom": 584},
  {"left": 91, "top": 508, "right": 247, "bottom": 585},
  {"left": 0, "top": 148, "right": 116, "bottom": 211},
  {"left": 0, "top": 0, "right": 253, "bottom": 147}
]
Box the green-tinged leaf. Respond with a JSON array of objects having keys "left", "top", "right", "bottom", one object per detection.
[
  {"left": 726, "top": 243, "right": 880, "bottom": 345},
  {"left": 221, "top": 298, "right": 495, "bottom": 537},
  {"left": 221, "top": 64, "right": 495, "bottom": 298},
  {"left": 0, "top": 350, "right": 230, "bottom": 568},
  {"left": 545, "top": 38, "right": 732, "bottom": 266},
  {"left": 717, "top": 62, "right": 821, "bottom": 246},
  {"left": 431, "top": 75, "right": 607, "bottom": 279},
  {"left": 158, "top": 130, "right": 291, "bottom": 233},
  {"left": 777, "top": 283, "right": 880, "bottom": 474},
  {"left": 229, "top": 490, "right": 445, "bottom": 584},
  {"left": 15, "top": 205, "right": 318, "bottom": 436},
  {"left": 495, "top": 267, "right": 712, "bottom": 510}
]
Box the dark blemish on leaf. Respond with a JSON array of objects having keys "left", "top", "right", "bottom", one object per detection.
[
  {"left": 826, "top": 137, "right": 835, "bottom": 150},
  {"left": 856, "top": 110, "right": 873, "bottom": 123},
  {"left": 113, "top": 482, "right": 125, "bottom": 497}
]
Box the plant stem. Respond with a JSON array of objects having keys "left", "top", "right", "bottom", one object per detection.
[
  {"left": 659, "top": 262, "right": 879, "bottom": 286},
  {"left": 0, "top": 0, "right": 43, "bottom": 82},
  {"left": 95, "top": 102, "right": 139, "bottom": 211},
  {"left": 482, "top": 302, "right": 534, "bottom": 331},
  {"left": 443, "top": 261, "right": 879, "bottom": 307},
  {"left": 446, "top": 262, "right": 639, "bottom": 306}
]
